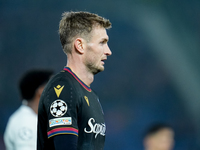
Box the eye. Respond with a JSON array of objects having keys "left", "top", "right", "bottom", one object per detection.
[
  {"left": 100, "top": 40, "right": 107, "bottom": 45},
  {"left": 100, "top": 41, "right": 104, "bottom": 44}
]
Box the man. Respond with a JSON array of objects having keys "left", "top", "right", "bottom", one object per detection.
[
  {"left": 4, "top": 69, "right": 54, "bottom": 150},
  {"left": 37, "top": 11, "right": 112, "bottom": 150},
  {"left": 143, "top": 124, "right": 175, "bottom": 150}
]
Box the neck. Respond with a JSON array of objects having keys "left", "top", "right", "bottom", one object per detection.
[
  {"left": 66, "top": 55, "right": 94, "bottom": 86},
  {"left": 26, "top": 100, "right": 38, "bottom": 114}
]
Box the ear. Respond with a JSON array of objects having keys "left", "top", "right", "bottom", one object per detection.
[{"left": 74, "top": 38, "right": 84, "bottom": 54}]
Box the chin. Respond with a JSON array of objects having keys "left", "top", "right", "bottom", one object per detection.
[
  {"left": 87, "top": 64, "right": 105, "bottom": 75},
  {"left": 99, "top": 66, "right": 105, "bottom": 72},
  {"left": 93, "top": 67, "right": 104, "bottom": 75}
]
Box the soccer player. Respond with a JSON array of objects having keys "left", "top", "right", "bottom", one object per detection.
[
  {"left": 4, "top": 69, "right": 54, "bottom": 150},
  {"left": 143, "top": 124, "right": 175, "bottom": 150},
  {"left": 37, "top": 11, "right": 112, "bottom": 150}
]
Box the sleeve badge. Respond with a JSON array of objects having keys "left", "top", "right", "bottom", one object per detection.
[{"left": 50, "top": 100, "right": 67, "bottom": 117}]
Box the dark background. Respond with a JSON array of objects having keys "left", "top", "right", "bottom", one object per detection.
[{"left": 1, "top": 0, "right": 200, "bottom": 149}]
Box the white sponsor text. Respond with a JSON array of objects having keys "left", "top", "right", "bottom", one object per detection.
[{"left": 84, "top": 118, "right": 106, "bottom": 138}]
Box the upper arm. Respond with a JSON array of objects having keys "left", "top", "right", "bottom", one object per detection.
[
  {"left": 4, "top": 118, "right": 37, "bottom": 150},
  {"left": 4, "top": 126, "right": 14, "bottom": 150},
  {"left": 43, "top": 79, "right": 79, "bottom": 145}
]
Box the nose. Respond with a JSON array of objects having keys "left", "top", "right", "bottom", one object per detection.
[{"left": 105, "top": 44, "right": 112, "bottom": 56}]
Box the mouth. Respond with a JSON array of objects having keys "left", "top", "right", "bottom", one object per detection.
[{"left": 101, "top": 58, "right": 107, "bottom": 64}]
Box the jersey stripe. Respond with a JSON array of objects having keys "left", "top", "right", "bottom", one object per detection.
[
  {"left": 63, "top": 67, "right": 92, "bottom": 92},
  {"left": 47, "top": 127, "right": 78, "bottom": 138}
]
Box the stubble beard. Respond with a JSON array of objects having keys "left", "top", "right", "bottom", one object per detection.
[{"left": 86, "top": 63, "right": 104, "bottom": 75}]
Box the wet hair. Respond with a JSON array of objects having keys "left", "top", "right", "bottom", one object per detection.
[
  {"left": 59, "top": 11, "right": 111, "bottom": 54},
  {"left": 19, "top": 69, "right": 54, "bottom": 101},
  {"left": 144, "top": 123, "right": 173, "bottom": 138}
]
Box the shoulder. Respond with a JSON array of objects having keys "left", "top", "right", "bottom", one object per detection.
[
  {"left": 39, "top": 71, "right": 81, "bottom": 111},
  {"left": 4, "top": 105, "right": 37, "bottom": 141},
  {"left": 7, "top": 105, "right": 36, "bottom": 128},
  {"left": 40, "top": 71, "right": 74, "bottom": 101},
  {"left": 8, "top": 106, "right": 31, "bottom": 122},
  {"left": 45, "top": 71, "right": 76, "bottom": 92}
]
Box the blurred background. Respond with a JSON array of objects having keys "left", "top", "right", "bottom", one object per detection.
[{"left": 1, "top": 0, "right": 200, "bottom": 149}]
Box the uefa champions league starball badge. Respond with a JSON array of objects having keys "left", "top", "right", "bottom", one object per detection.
[{"left": 50, "top": 100, "right": 67, "bottom": 117}]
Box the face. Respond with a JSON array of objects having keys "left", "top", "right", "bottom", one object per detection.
[
  {"left": 145, "top": 128, "right": 174, "bottom": 150},
  {"left": 83, "top": 26, "right": 112, "bottom": 74}
]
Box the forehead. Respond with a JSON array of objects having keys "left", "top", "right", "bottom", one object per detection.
[{"left": 89, "top": 26, "right": 108, "bottom": 41}]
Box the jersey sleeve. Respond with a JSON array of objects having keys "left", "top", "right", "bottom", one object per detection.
[
  {"left": 4, "top": 111, "right": 37, "bottom": 150},
  {"left": 53, "top": 134, "right": 77, "bottom": 150},
  {"left": 4, "top": 123, "right": 14, "bottom": 150},
  {"left": 44, "top": 79, "right": 80, "bottom": 139}
]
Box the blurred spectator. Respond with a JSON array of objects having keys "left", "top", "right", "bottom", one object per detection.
[
  {"left": 4, "top": 69, "right": 54, "bottom": 150},
  {"left": 143, "top": 123, "right": 174, "bottom": 150}
]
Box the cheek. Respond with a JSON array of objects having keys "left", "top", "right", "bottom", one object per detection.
[
  {"left": 89, "top": 47, "right": 103, "bottom": 59},
  {"left": 85, "top": 44, "right": 104, "bottom": 63},
  {"left": 84, "top": 51, "right": 98, "bottom": 65}
]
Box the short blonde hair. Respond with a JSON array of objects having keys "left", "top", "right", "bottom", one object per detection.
[{"left": 59, "top": 11, "right": 111, "bottom": 54}]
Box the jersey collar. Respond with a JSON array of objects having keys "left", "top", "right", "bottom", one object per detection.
[{"left": 63, "top": 67, "right": 92, "bottom": 92}]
